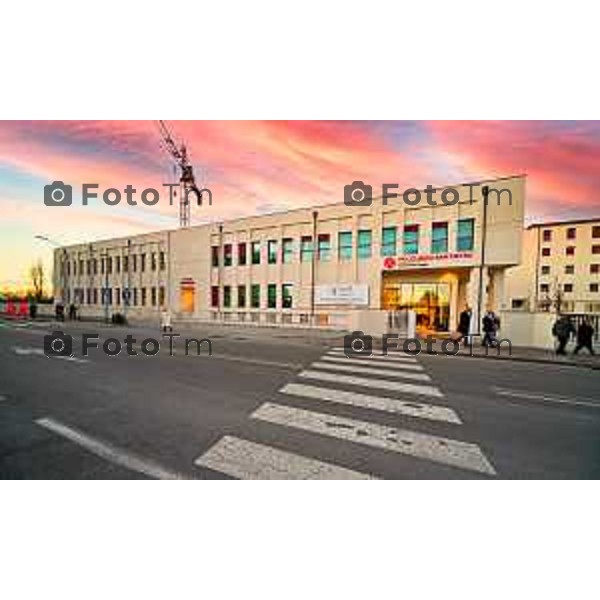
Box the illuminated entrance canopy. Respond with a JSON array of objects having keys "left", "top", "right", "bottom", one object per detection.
[{"left": 383, "top": 252, "right": 474, "bottom": 270}]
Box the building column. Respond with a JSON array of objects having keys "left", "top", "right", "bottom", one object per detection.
[{"left": 466, "top": 266, "right": 489, "bottom": 334}]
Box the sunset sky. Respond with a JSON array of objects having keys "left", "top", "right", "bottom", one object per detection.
[{"left": 1, "top": 120, "right": 599, "bottom": 292}]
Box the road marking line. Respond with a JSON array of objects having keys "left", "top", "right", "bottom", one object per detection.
[
  {"left": 194, "top": 435, "right": 373, "bottom": 479},
  {"left": 280, "top": 383, "right": 461, "bottom": 424},
  {"left": 327, "top": 348, "right": 417, "bottom": 362},
  {"left": 35, "top": 418, "right": 189, "bottom": 480},
  {"left": 299, "top": 369, "right": 443, "bottom": 398},
  {"left": 252, "top": 403, "right": 496, "bottom": 476},
  {"left": 319, "top": 355, "right": 424, "bottom": 371},
  {"left": 493, "top": 387, "right": 600, "bottom": 410},
  {"left": 12, "top": 346, "right": 88, "bottom": 363},
  {"left": 310, "top": 361, "right": 431, "bottom": 382}
]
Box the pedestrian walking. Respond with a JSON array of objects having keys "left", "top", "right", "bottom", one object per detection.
[
  {"left": 456, "top": 305, "right": 472, "bottom": 346},
  {"left": 573, "top": 318, "right": 595, "bottom": 355},
  {"left": 482, "top": 310, "right": 499, "bottom": 347},
  {"left": 552, "top": 315, "right": 575, "bottom": 356},
  {"left": 68, "top": 303, "right": 77, "bottom": 320}
]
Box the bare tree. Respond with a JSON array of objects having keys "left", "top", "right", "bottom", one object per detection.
[{"left": 30, "top": 259, "right": 45, "bottom": 301}]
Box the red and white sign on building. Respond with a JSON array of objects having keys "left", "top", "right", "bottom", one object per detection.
[{"left": 382, "top": 252, "right": 475, "bottom": 269}]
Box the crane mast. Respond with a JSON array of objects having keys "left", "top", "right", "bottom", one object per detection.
[{"left": 157, "top": 120, "right": 203, "bottom": 227}]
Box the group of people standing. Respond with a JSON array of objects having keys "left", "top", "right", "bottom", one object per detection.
[{"left": 552, "top": 315, "right": 595, "bottom": 355}]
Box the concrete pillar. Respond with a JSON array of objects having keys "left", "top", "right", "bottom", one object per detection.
[{"left": 466, "top": 267, "right": 489, "bottom": 335}]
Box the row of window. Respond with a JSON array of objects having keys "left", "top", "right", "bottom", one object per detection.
[
  {"left": 211, "top": 284, "right": 294, "bottom": 309},
  {"left": 541, "top": 245, "right": 600, "bottom": 257},
  {"left": 540, "top": 283, "right": 599, "bottom": 294},
  {"left": 542, "top": 225, "right": 600, "bottom": 242},
  {"left": 63, "top": 252, "right": 166, "bottom": 277},
  {"left": 67, "top": 286, "right": 165, "bottom": 307},
  {"left": 211, "top": 220, "right": 475, "bottom": 267},
  {"left": 541, "top": 264, "right": 600, "bottom": 275}
]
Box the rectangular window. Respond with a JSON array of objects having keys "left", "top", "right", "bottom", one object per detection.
[
  {"left": 381, "top": 227, "right": 397, "bottom": 257},
  {"left": 140, "top": 254, "right": 146, "bottom": 272},
  {"left": 132, "top": 288, "right": 137, "bottom": 307},
  {"left": 357, "top": 230, "right": 372, "bottom": 259},
  {"left": 591, "top": 264, "right": 599, "bottom": 274},
  {"left": 403, "top": 225, "right": 419, "bottom": 255},
  {"left": 223, "top": 286, "right": 231, "bottom": 308},
  {"left": 151, "top": 286, "right": 157, "bottom": 306},
  {"left": 160, "top": 252, "right": 166, "bottom": 270},
  {"left": 251, "top": 284, "right": 260, "bottom": 308},
  {"left": 267, "top": 284, "right": 277, "bottom": 309},
  {"left": 224, "top": 244, "right": 233, "bottom": 267},
  {"left": 565, "top": 265, "right": 575, "bottom": 275},
  {"left": 300, "top": 236, "right": 313, "bottom": 263},
  {"left": 238, "top": 243, "right": 247, "bottom": 265},
  {"left": 159, "top": 286, "right": 165, "bottom": 306},
  {"left": 563, "top": 284, "right": 573, "bottom": 293},
  {"left": 592, "top": 245, "right": 600, "bottom": 255},
  {"left": 132, "top": 255, "right": 137, "bottom": 272},
  {"left": 116, "top": 256, "right": 121, "bottom": 273},
  {"left": 141, "top": 287, "right": 147, "bottom": 306},
  {"left": 457, "top": 218, "right": 475, "bottom": 251},
  {"left": 317, "top": 234, "right": 331, "bottom": 262},
  {"left": 86, "top": 288, "right": 91, "bottom": 304},
  {"left": 93, "top": 288, "right": 98, "bottom": 305},
  {"left": 251, "top": 241, "right": 261, "bottom": 265},
  {"left": 541, "top": 247, "right": 551, "bottom": 257},
  {"left": 93, "top": 259, "right": 98, "bottom": 275},
  {"left": 590, "top": 283, "right": 599, "bottom": 293},
  {"left": 211, "top": 246, "right": 219, "bottom": 267},
  {"left": 566, "top": 227, "right": 576, "bottom": 240},
  {"left": 268, "top": 240, "right": 277, "bottom": 264},
  {"left": 566, "top": 246, "right": 575, "bottom": 256},
  {"left": 123, "top": 256, "right": 129, "bottom": 273},
  {"left": 541, "top": 266, "right": 551, "bottom": 275},
  {"left": 543, "top": 230, "right": 552, "bottom": 242},
  {"left": 237, "top": 285, "right": 246, "bottom": 308},
  {"left": 107, "top": 257, "right": 113, "bottom": 274},
  {"left": 107, "top": 287, "right": 112, "bottom": 305},
  {"left": 431, "top": 222, "right": 449, "bottom": 254},
  {"left": 338, "top": 232, "right": 352, "bottom": 261},
  {"left": 540, "top": 283, "right": 549, "bottom": 293},
  {"left": 211, "top": 286, "right": 219, "bottom": 308},
  {"left": 67, "top": 261, "right": 71, "bottom": 276},
  {"left": 86, "top": 260, "right": 91, "bottom": 276},
  {"left": 115, "top": 287, "right": 121, "bottom": 305},
  {"left": 282, "top": 238, "right": 294, "bottom": 264},
  {"left": 151, "top": 253, "right": 157, "bottom": 271},
  {"left": 282, "top": 284, "right": 293, "bottom": 309},
  {"left": 79, "top": 259, "right": 84, "bottom": 275},
  {"left": 593, "top": 226, "right": 600, "bottom": 238}
]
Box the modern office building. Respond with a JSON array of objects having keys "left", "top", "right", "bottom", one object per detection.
[
  {"left": 54, "top": 175, "right": 526, "bottom": 334},
  {"left": 503, "top": 218, "right": 600, "bottom": 314}
]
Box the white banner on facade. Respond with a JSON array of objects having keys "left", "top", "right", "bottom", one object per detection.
[{"left": 315, "top": 284, "right": 369, "bottom": 306}]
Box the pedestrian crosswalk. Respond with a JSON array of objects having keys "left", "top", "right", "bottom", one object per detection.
[{"left": 194, "top": 346, "right": 497, "bottom": 479}]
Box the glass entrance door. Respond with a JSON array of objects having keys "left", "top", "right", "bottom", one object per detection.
[{"left": 382, "top": 282, "right": 451, "bottom": 333}]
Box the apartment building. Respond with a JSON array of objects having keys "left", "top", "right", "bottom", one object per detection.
[
  {"left": 54, "top": 175, "right": 526, "bottom": 333},
  {"left": 503, "top": 218, "right": 600, "bottom": 314}
]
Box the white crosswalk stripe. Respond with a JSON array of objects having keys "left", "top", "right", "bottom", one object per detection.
[
  {"left": 252, "top": 403, "right": 496, "bottom": 475},
  {"left": 311, "top": 361, "right": 430, "bottom": 382},
  {"left": 327, "top": 348, "right": 417, "bottom": 362},
  {"left": 194, "top": 347, "right": 496, "bottom": 478},
  {"left": 319, "top": 355, "right": 424, "bottom": 371},
  {"left": 195, "top": 435, "right": 373, "bottom": 479},
  {"left": 299, "top": 369, "right": 443, "bottom": 398},
  {"left": 280, "top": 382, "right": 461, "bottom": 424}
]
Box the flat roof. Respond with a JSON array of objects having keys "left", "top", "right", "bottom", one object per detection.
[{"left": 527, "top": 217, "right": 600, "bottom": 229}]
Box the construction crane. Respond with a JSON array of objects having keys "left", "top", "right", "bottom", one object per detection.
[{"left": 157, "top": 120, "right": 204, "bottom": 227}]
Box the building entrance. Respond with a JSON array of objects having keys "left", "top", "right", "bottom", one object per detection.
[{"left": 382, "top": 282, "right": 451, "bottom": 333}]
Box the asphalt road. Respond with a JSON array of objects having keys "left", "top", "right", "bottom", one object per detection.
[{"left": 1, "top": 320, "right": 599, "bottom": 479}]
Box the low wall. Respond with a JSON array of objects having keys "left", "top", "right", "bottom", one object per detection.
[{"left": 499, "top": 311, "right": 556, "bottom": 349}]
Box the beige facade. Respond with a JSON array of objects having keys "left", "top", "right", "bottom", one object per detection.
[
  {"left": 503, "top": 218, "right": 600, "bottom": 314},
  {"left": 54, "top": 175, "right": 526, "bottom": 332}
]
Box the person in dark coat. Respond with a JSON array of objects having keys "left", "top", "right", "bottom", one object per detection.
[
  {"left": 457, "top": 306, "right": 472, "bottom": 345},
  {"left": 482, "top": 310, "right": 499, "bottom": 347},
  {"left": 552, "top": 316, "right": 575, "bottom": 355},
  {"left": 69, "top": 303, "right": 77, "bottom": 320},
  {"left": 573, "top": 319, "right": 595, "bottom": 355}
]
